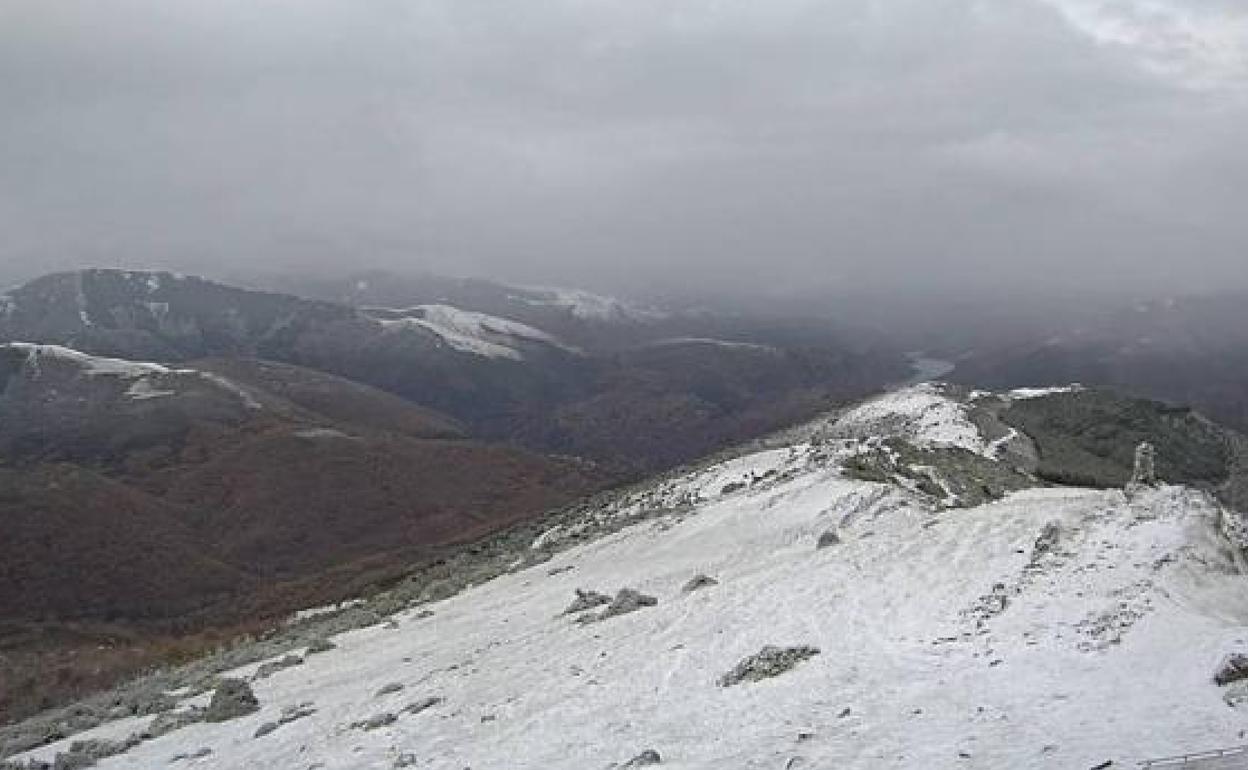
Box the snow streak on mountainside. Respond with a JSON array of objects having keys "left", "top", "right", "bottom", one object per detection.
[
  {"left": 367, "top": 304, "right": 574, "bottom": 361},
  {"left": 0, "top": 342, "right": 259, "bottom": 407},
  {"left": 8, "top": 384, "right": 1248, "bottom": 769}
]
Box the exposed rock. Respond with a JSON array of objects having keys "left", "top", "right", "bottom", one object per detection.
[
  {"left": 394, "top": 754, "right": 419, "bottom": 768},
  {"left": 1214, "top": 653, "right": 1248, "bottom": 686},
  {"left": 721, "top": 481, "right": 747, "bottom": 495},
  {"left": 563, "top": 589, "right": 612, "bottom": 615},
  {"left": 253, "top": 654, "right": 303, "bottom": 681},
  {"left": 253, "top": 722, "right": 278, "bottom": 738},
  {"left": 253, "top": 702, "right": 316, "bottom": 738},
  {"left": 718, "top": 645, "right": 821, "bottom": 687},
  {"left": 49, "top": 737, "right": 138, "bottom": 770},
  {"left": 681, "top": 575, "right": 718, "bottom": 593},
  {"left": 305, "top": 637, "right": 337, "bottom": 655},
  {"left": 623, "top": 749, "right": 662, "bottom": 767},
  {"left": 1030, "top": 522, "right": 1062, "bottom": 563},
  {"left": 816, "top": 530, "right": 841, "bottom": 549},
  {"left": 143, "top": 707, "right": 206, "bottom": 739},
  {"left": 402, "top": 697, "right": 443, "bottom": 715},
  {"left": 350, "top": 712, "right": 396, "bottom": 731},
  {"left": 204, "top": 679, "right": 259, "bottom": 723},
  {"left": 598, "top": 589, "right": 658, "bottom": 621},
  {"left": 375, "top": 683, "right": 405, "bottom": 697}
]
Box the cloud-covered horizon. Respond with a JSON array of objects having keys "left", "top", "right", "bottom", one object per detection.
[{"left": 1, "top": 0, "right": 1245, "bottom": 300}]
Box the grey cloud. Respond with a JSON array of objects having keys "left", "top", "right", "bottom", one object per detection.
[{"left": 0, "top": 0, "right": 1245, "bottom": 299}]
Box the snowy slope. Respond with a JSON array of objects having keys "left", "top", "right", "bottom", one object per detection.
[
  {"left": 369, "top": 304, "right": 574, "bottom": 360},
  {"left": 10, "top": 384, "right": 1248, "bottom": 770},
  {"left": 829, "top": 382, "right": 987, "bottom": 454},
  {"left": 0, "top": 342, "right": 260, "bottom": 407}
]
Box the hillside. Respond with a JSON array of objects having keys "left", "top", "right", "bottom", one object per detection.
[
  {"left": 0, "top": 269, "right": 905, "bottom": 724},
  {"left": 5, "top": 383, "right": 1247, "bottom": 768},
  {"left": 0, "top": 343, "right": 605, "bottom": 722},
  {"left": 0, "top": 269, "right": 904, "bottom": 471},
  {"left": 949, "top": 293, "right": 1248, "bottom": 435}
]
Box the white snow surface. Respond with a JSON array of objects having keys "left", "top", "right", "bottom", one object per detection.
[
  {"left": 5, "top": 342, "right": 177, "bottom": 379},
  {"left": 372, "top": 304, "right": 572, "bottom": 360},
  {"left": 830, "top": 382, "right": 987, "bottom": 454},
  {"left": 1007, "top": 385, "right": 1085, "bottom": 400},
  {"left": 29, "top": 429, "right": 1248, "bottom": 769}
]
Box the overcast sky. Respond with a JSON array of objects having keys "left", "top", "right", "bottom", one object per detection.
[{"left": 1, "top": 0, "right": 1245, "bottom": 299}]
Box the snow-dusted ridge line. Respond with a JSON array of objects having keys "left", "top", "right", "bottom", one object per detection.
[
  {"left": 8, "top": 380, "right": 1248, "bottom": 769},
  {"left": 644, "top": 337, "right": 781, "bottom": 353},
  {"left": 367, "top": 304, "right": 578, "bottom": 360},
  {"left": 0, "top": 342, "right": 261, "bottom": 408},
  {"left": 3, "top": 342, "right": 184, "bottom": 378}
]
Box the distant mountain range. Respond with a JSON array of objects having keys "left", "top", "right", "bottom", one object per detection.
[
  {"left": 949, "top": 293, "right": 1248, "bottom": 434},
  {"left": 0, "top": 268, "right": 903, "bottom": 722}
]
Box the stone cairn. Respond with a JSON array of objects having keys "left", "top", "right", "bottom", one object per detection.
[{"left": 1126, "top": 441, "right": 1157, "bottom": 497}]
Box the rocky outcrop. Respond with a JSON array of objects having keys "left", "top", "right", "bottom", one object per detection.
[
  {"left": 718, "top": 646, "right": 820, "bottom": 687},
  {"left": 1214, "top": 653, "right": 1248, "bottom": 686},
  {"left": 204, "top": 680, "right": 259, "bottom": 723},
  {"left": 598, "top": 589, "right": 658, "bottom": 621},
  {"left": 563, "top": 589, "right": 612, "bottom": 615},
  {"left": 681, "top": 575, "right": 718, "bottom": 593}
]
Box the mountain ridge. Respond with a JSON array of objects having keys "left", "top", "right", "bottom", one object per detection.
[{"left": 4, "top": 380, "right": 1247, "bottom": 768}]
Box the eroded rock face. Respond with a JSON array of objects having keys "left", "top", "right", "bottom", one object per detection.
[
  {"left": 718, "top": 646, "right": 821, "bottom": 687},
  {"left": 204, "top": 679, "right": 259, "bottom": 723}
]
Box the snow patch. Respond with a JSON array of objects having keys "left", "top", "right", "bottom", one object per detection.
[
  {"left": 370, "top": 304, "right": 574, "bottom": 360},
  {"left": 646, "top": 337, "right": 780, "bottom": 353},
  {"left": 197, "top": 373, "right": 263, "bottom": 410},
  {"left": 5, "top": 342, "right": 178, "bottom": 379},
  {"left": 1007, "top": 385, "right": 1085, "bottom": 400},
  {"left": 292, "top": 428, "right": 354, "bottom": 441},
  {"left": 125, "top": 379, "right": 177, "bottom": 401}
]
